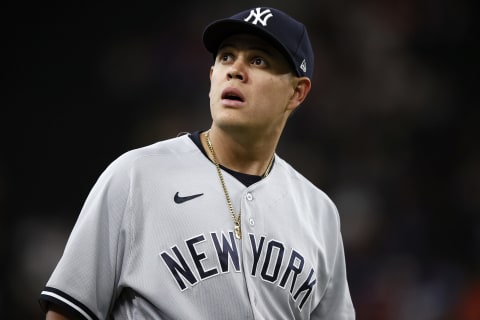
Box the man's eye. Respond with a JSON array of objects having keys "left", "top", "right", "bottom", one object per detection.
[
  {"left": 220, "top": 54, "right": 232, "bottom": 62},
  {"left": 252, "top": 57, "right": 266, "bottom": 66}
]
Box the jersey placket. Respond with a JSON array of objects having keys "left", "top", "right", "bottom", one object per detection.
[{"left": 239, "top": 184, "right": 266, "bottom": 317}]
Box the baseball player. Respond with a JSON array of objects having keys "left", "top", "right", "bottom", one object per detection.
[{"left": 40, "top": 7, "right": 355, "bottom": 319}]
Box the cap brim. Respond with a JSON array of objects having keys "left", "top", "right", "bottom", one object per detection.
[{"left": 202, "top": 19, "right": 297, "bottom": 75}]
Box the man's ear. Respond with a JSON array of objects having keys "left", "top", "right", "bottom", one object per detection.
[
  {"left": 208, "top": 66, "right": 214, "bottom": 99},
  {"left": 288, "top": 77, "right": 312, "bottom": 111}
]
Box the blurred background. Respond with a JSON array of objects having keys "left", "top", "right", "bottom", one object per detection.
[{"left": 4, "top": 0, "right": 478, "bottom": 319}]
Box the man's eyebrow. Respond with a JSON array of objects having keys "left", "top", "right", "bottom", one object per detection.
[{"left": 218, "top": 43, "right": 275, "bottom": 56}]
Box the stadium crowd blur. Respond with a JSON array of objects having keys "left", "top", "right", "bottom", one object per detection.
[{"left": 4, "top": 1, "right": 478, "bottom": 319}]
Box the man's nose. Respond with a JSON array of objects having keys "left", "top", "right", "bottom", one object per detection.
[{"left": 227, "top": 60, "right": 246, "bottom": 81}]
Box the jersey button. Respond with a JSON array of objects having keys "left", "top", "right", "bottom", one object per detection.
[
  {"left": 246, "top": 193, "right": 253, "bottom": 201},
  {"left": 249, "top": 218, "right": 255, "bottom": 226}
]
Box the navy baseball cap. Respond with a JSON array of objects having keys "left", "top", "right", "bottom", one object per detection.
[{"left": 203, "top": 7, "right": 314, "bottom": 79}]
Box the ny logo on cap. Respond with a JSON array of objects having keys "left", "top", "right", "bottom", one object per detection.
[{"left": 244, "top": 8, "right": 273, "bottom": 26}]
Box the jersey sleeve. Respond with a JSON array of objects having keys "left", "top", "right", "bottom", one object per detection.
[
  {"left": 39, "top": 153, "right": 134, "bottom": 320},
  {"left": 311, "top": 207, "right": 356, "bottom": 320}
]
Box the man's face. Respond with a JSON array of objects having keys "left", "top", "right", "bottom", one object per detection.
[{"left": 209, "top": 33, "right": 299, "bottom": 136}]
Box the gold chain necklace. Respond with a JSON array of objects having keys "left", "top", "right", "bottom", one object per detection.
[{"left": 204, "top": 130, "right": 274, "bottom": 239}]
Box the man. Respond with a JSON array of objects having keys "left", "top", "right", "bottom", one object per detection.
[{"left": 40, "top": 7, "right": 355, "bottom": 319}]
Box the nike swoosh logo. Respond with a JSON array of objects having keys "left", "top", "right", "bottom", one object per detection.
[{"left": 174, "top": 192, "right": 204, "bottom": 204}]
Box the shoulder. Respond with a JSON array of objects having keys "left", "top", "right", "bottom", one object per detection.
[
  {"left": 271, "top": 155, "right": 340, "bottom": 222},
  {"left": 107, "top": 134, "right": 198, "bottom": 173},
  {"left": 120, "top": 134, "right": 197, "bottom": 162},
  {"left": 274, "top": 156, "right": 333, "bottom": 200},
  {"left": 90, "top": 134, "right": 199, "bottom": 193}
]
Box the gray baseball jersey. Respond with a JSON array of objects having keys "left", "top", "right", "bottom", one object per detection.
[{"left": 39, "top": 133, "right": 355, "bottom": 319}]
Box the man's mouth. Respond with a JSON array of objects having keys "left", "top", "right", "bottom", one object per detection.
[
  {"left": 224, "top": 94, "right": 242, "bottom": 101},
  {"left": 222, "top": 88, "right": 244, "bottom": 102}
]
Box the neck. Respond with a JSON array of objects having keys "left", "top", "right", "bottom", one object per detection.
[{"left": 201, "top": 127, "right": 277, "bottom": 177}]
